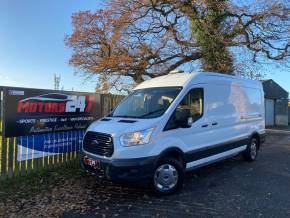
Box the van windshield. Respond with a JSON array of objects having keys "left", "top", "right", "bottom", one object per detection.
[{"left": 110, "top": 87, "right": 182, "bottom": 119}]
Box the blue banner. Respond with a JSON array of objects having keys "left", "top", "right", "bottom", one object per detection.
[{"left": 16, "top": 130, "right": 85, "bottom": 161}]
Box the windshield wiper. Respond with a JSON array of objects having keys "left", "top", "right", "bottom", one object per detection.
[
  {"left": 112, "top": 109, "right": 165, "bottom": 119},
  {"left": 139, "top": 108, "right": 164, "bottom": 118}
]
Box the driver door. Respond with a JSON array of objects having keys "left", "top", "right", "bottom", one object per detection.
[{"left": 164, "top": 86, "right": 212, "bottom": 160}]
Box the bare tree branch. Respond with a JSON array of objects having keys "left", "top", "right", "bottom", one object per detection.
[{"left": 66, "top": 0, "right": 290, "bottom": 93}]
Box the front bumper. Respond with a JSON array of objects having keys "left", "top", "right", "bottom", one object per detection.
[{"left": 80, "top": 151, "right": 156, "bottom": 183}]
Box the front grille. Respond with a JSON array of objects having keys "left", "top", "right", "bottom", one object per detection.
[{"left": 83, "top": 131, "right": 114, "bottom": 157}]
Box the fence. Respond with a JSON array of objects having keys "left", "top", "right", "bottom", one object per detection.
[{"left": 0, "top": 89, "right": 124, "bottom": 180}]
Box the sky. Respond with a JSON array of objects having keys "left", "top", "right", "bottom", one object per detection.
[
  {"left": 0, "top": 0, "right": 103, "bottom": 92},
  {"left": 0, "top": 0, "right": 289, "bottom": 94}
]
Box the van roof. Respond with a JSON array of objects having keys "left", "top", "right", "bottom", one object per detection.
[
  {"left": 134, "top": 73, "right": 195, "bottom": 90},
  {"left": 134, "top": 72, "right": 261, "bottom": 90}
]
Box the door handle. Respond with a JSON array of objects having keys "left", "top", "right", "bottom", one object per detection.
[
  {"left": 201, "top": 124, "right": 209, "bottom": 128},
  {"left": 212, "top": 122, "right": 218, "bottom": 126}
]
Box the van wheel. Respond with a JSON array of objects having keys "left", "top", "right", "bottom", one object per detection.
[
  {"left": 243, "top": 137, "right": 259, "bottom": 162},
  {"left": 152, "top": 157, "right": 184, "bottom": 195}
]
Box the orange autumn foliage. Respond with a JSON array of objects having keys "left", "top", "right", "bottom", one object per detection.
[{"left": 66, "top": 0, "right": 290, "bottom": 93}]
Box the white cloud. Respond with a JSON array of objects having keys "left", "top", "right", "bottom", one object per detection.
[{"left": 0, "top": 74, "right": 20, "bottom": 87}]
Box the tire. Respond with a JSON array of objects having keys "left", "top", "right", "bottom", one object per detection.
[
  {"left": 243, "top": 137, "right": 259, "bottom": 162},
  {"left": 151, "top": 157, "right": 185, "bottom": 195}
]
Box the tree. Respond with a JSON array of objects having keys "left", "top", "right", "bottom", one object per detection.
[
  {"left": 66, "top": 0, "right": 290, "bottom": 93},
  {"left": 190, "top": 0, "right": 234, "bottom": 73}
]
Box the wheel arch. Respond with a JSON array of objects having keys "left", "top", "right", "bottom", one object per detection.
[
  {"left": 155, "top": 147, "right": 186, "bottom": 168},
  {"left": 250, "top": 132, "right": 261, "bottom": 148}
]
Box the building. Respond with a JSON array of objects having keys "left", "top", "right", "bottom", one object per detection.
[{"left": 262, "top": 80, "right": 289, "bottom": 127}]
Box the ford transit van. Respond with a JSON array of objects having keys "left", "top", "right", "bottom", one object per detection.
[{"left": 81, "top": 72, "right": 266, "bottom": 194}]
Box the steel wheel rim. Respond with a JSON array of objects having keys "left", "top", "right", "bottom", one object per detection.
[
  {"left": 154, "top": 164, "right": 179, "bottom": 192},
  {"left": 250, "top": 140, "right": 257, "bottom": 159}
]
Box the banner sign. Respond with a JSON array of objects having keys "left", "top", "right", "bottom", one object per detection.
[
  {"left": 4, "top": 88, "right": 101, "bottom": 137},
  {"left": 17, "top": 131, "right": 84, "bottom": 161}
]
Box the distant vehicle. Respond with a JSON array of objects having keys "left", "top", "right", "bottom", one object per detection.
[
  {"left": 20, "top": 93, "right": 72, "bottom": 102},
  {"left": 81, "top": 72, "right": 266, "bottom": 194}
]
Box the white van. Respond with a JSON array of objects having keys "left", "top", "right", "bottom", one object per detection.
[{"left": 81, "top": 72, "right": 266, "bottom": 194}]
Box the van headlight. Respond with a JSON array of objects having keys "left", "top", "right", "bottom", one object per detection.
[{"left": 120, "top": 128, "right": 155, "bottom": 146}]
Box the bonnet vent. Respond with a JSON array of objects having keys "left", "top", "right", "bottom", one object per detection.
[{"left": 118, "top": 120, "right": 137, "bottom": 123}]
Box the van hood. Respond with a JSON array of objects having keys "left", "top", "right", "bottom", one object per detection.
[{"left": 86, "top": 117, "right": 162, "bottom": 137}]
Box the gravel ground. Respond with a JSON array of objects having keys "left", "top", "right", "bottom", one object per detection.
[{"left": 1, "top": 131, "right": 290, "bottom": 218}]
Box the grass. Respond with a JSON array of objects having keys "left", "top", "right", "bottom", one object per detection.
[{"left": 0, "top": 163, "right": 85, "bottom": 203}]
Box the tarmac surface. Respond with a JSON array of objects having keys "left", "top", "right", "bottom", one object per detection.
[{"left": 62, "top": 131, "right": 290, "bottom": 218}]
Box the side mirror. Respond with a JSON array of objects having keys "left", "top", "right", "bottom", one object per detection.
[{"left": 175, "top": 108, "right": 192, "bottom": 128}]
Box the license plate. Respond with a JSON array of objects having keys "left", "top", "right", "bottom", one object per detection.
[{"left": 84, "top": 157, "right": 101, "bottom": 169}]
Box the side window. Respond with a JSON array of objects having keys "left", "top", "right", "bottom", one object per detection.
[{"left": 165, "top": 88, "right": 204, "bottom": 130}]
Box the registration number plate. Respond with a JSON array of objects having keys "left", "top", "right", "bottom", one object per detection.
[{"left": 84, "top": 157, "right": 101, "bottom": 169}]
